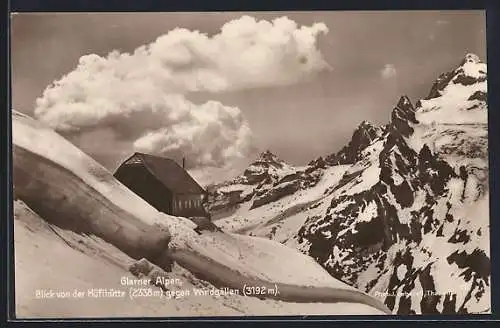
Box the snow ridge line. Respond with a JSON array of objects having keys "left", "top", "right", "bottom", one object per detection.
[
  {"left": 170, "top": 249, "right": 392, "bottom": 314},
  {"left": 12, "top": 144, "right": 171, "bottom": 263}
]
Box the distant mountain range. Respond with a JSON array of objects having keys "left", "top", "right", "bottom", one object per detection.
[{"left": 208, "top": 53, "right": 490, "bottom": 314}]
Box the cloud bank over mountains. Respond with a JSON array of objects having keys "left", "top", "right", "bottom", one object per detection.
[{"left": 34, "top": 15, "right": 330, "bottom": 172}]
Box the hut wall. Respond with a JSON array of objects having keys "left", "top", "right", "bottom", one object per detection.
[
  {"left": 172, "top": 193, "right": 206, "bottom": 218},
  {"left": 115, "top": 165, "right": 173, "bottom": 214}
]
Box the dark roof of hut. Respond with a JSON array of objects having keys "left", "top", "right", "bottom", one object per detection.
[{"left": 116, "top": 152, "right": 205, "bottom": 194}]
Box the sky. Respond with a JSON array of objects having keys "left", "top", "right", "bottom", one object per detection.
[{"left": 10, "top": 11, "right": 486, "bottom": 183}]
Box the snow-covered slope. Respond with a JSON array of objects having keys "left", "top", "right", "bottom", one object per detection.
[
  {"left": 214, "top": 163, "right": 349, "bottom": 238},
  {"left": 12, "top": 111, "right": 390, "bottom": 317},
  {"left": 295, "top": 132, "right": 489, "bottom": 314},
  {"left": 211, "top": 54, "right": 490, "bottom": 315},
  {"left": 417, "top": 53, "right": 487, "bottom": 125},
  {"left": 15, "top": 200, "right": 387, "bottom": 317},
  {"left": 12, "top": 111, "right": 165, "bottom": 227},
  {"left": 408, "top": 53, "right": 488, "bottom": 197}
]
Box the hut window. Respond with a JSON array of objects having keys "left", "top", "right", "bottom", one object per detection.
[
  {"left": 179, "top": 200, "right": 182, "bottom": 210},
  {"left": 184, "top": 200, "right": 188, "bottom": 208}
]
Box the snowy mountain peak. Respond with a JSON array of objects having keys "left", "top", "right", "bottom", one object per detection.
[
  {"left": 258, "top": 150, "right": 282, "bottom": 164},
  {"left": 325, "top": 120, "right": 384, "bottom": 166},
  {"left": 354, "top": 120, "right": 384, "bottom": 143},
  {"left": 358, "top": 119, "right": 383, "bottom": 135},
  {"left": 454, "top": 54, "right": 486, "bottom": 85},
  {"left": 408, "top": 55, "right": 488, "bottom": 198},
  {"left": 417, "top": 55, "right": 487, "bottom": 126},
  {"left": 358, "top": 120, "right": 375, "bottom": 129},
  {"left": 206, "top": 149, "right": 300, "bottom": 214},
  {"left": 227, "top": 149, "right": 297, "bottom": 188},
  {"left": 461, "top": 53, "right": 481, "bottom": 65},
  {"left": 426, "top": 54, "right": 486, "bottom": 101}
]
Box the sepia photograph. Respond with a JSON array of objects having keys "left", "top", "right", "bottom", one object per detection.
[{"left": 10, "top": 10, "right": 489, "bottom": 318}]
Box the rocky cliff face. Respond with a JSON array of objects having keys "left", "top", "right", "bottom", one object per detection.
[
  {"left": 295, "top": 54, "right": 489, "bottom": 314},
  {"left": 325, "top": 120, "right": 385, "bottom": 165},
  {"left": 209, "top": 54, "right": 490, "bottom": 314}
]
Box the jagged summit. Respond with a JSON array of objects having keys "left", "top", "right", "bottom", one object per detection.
[
  {"left": 355, "top": 120, "right": 383, "bottom": 142},
  {"left": 353, "top": 120, "right": 383, "bottom": 143},
  {"left": 461, "top": 53, "right": 482, "bottom": 65},
  {"left": 324, "top": 120, "right": 384, "bottom": 166},
  {"left": 250, "top": 149, "right": 289, "bottom": 170},
  {"left": 418, "top": 54, "right": 487, "bottom": 127},
  {"left": 454, "top": 53, "right": 486, "bottom": 85},
  {"left": 226, "top": 149, "right": 297, "bottom": 187},
  {"left": 389, "top": 95, "right": 418, "bottom": 137},
  {"left": 396, "top": 95, "right": 413, "bottom": 110},
  {"left": 426, "top": 53, "right": 486, "bottom": 100},
  {"left": 258, "top": 149, "right": 281, "bottom": 162},
  {"left": 358, "top": 120, "right": 376, "bottom": 128}
]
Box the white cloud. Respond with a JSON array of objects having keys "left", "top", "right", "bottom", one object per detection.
[
  {"left": 381, "top": 64, "right": 397, "bottom": 79},
  {"left": 33, "top": 15, "right": 330, "bottom": 174},
  {"left": 130, "top": 97, "right": 256, "bottom": 168},
  {"left": 36, "top": 15, "right": 330, "bottom": 96}
]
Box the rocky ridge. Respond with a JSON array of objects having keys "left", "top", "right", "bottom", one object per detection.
[{"left": 208, "top": 54, "right": 490, "bottom": 314}]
